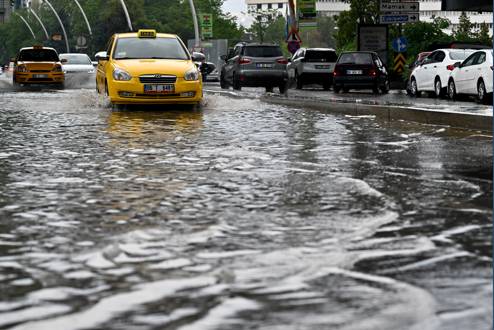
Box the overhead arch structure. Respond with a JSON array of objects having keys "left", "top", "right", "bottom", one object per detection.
[
  {"left": 14, "top": 12, "right": 36, "bottom": 40},
  {"left": 42, "top": 0, "right": 70, "bottom": 52},
  {"left": 29, "top": 8, "right": 50, "bottom": 40},
  {"left": 73, "top": 0, "right": 92, "bottom": 35}
]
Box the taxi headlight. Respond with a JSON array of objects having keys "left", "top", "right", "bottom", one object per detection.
[
  {"left": 16, "top": 65, "right": 28, "bottom": 73},
  {"left": 53, "top": 65, "right": 63, "bottom": 72},
  {"left": 184, "top": 68, "right": 199, "bottom": 81},
  {"left": 113, "top": 68, "right": 131, "bottom": 81}
]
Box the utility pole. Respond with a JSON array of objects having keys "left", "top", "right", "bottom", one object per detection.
[{"left": 188, "top": 0, "right": 200, "bottom": 48}]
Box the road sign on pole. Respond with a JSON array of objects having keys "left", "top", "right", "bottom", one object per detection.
[
  {"left": 380, "top": 14, "right": 419, "bottom": 24},
  {"left": 200, "top": 13, "right": 213, "bottom": 39},
  {"left": 380, "top": 2, "right": 419, "bottom": 12},
  {"left": 394, "top": 52, "right": 406, "bottom": 73},
  {"left": 392, "top": 36, "right": 408, "bottom": 52}
]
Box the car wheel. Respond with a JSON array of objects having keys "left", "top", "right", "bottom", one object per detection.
[
  {"left": 372, "top": 83, "right": 380, "bottom": 94},
  {"left": 447, "top": 79, "right": 456, "bottom": 100},
  {"left": 323, "top": 83, "right": 330, "bottom": 91},
  {"left": 265, "top": 86, "right": 273, "bottom": 93},
  {"left": 232, "top": 74, "right": 241, "bottom": 90},
  {"left": 220, "top": 74, "right": 228, "bottom": 89},
  {"left": 295, "top": 72, "right": 303, "bottom": 89},
  {"left": 477, "top": 79, "right": 488, "bottom": 104},
  {"left": 380, "top": 79, "right": 390, "bottom": 94},
  {"left": 342, "top": 87, "right": 350, "bottom": 93},
  {"left": 333, "top": 85, "right": 341, "bottom": 93},
  {"left": 410, "top": 77, "right": 421, "bottom": 97},
  {"left": 434, "top": 78, "right": 444, "bottom": 97},
  {"left": 278, "top": 83, "right": 287, "bottom": 94}
]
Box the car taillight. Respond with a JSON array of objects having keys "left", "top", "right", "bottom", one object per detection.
[
  {"left": 276, "top": 58, "right": 288, "bottom": 64},
  {"left": 239, "top": 57, "right": 251, "bottom": 65},
  {"left": 446, "top": 64, "right": 455, "bottom": 71},
  {"left": 333, "top": 65, "right": 341, "bottom": 76},
  {"left": 368, "top": 68, "right": 377, "bottom": 76},
  {"left": 491, "top": 66, "right": 493, "bottom": 71}
]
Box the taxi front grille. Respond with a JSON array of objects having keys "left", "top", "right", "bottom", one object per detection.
[
  {"left": 139, "top": 75, "right": 176, "bottom": 84},
  {"left": 30, "top": 70, "right": 51, "bottom": 73},
  {"left": 134, "top": 93, "right": 181, "bottom": 98},
  {"left": 27, "top": 78, "right": 55, "bottom": 82}
]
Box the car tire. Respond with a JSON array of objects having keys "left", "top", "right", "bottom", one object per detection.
[
  {"left": 380, "top": 79, "right": 390, "bottom": 94},
  {"left": 447, "top": 79, "right": 456, "bottom": 101},
  {"left": 342, "top": 87, "right": 349, "bottom": 93},
  {"left": 434, "top": 77, "right": 445, "bottom": 98},
  {"left": 410, "top": 77, "right": 421, "bottom": 97},
  {"left": 220, "top": 74, "right": 228, "bottom": 89},
  {"left": 265, "top": 86, "right": 273, "bottom": 93},
  {"left": 278, "top": 83, "right": 287, "bottom": 94},
  {"left": 295, "top": 72, "right": 303, "bottom": 89},
  {"left": 323, "top": 83, "right": 330, "bottom": 91},
  {"left": 477, "top": 79, "right": 488, "bottom": 104},
  {"left": 333, "top": 85, "right": 341, "bottom": 93},
  {"left": 232, "top": 74, "right": 241, "bottom": 91}
]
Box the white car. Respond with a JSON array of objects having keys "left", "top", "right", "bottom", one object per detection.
[
  {"left": 287, "top": 48, "right": 337, "bottom": 90},
  {"left": 59, "top": 53, "right": 95, "bottom": 75},
  {"left": 409, "top": 48, "right": 475, "bottom": 97},
  {"left": 447, "top": 50, "right": 493, "bottom": 104}
]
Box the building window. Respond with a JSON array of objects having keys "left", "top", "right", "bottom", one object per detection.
[
  {"left": 278, "top": 2, "right": 283, "bottom": 8},
  {"left": 267, "top": 3, "right": 272, "bottom": 9},
  {"left": 257, "top": 3, "right": 261, "bottom": 9}
]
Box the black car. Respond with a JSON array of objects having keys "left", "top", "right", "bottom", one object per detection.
[{"left": 333, "top": 51, "right": 389, "bottom": 94}]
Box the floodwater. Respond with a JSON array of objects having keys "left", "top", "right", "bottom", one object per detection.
[{"left": 0, "top": 83, "right": 491, "bottom": 330}]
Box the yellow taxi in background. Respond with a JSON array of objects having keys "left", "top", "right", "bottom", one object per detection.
[
  {"left": 13, "top": 46, "right": 65, "bottom": 87},
  {"left": 96, "top": 29, "right": 204, "bottom": 105}
]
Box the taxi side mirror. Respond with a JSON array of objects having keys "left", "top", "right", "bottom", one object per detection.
[
  {"left": 95, "top": 51, "right": 109, "bottom": 61},
  {"left": 220, "top": 54, "right": 226, "bottom": 61},
  {"left": 191, "top": 52, "right": 205, "bottom": 62}
]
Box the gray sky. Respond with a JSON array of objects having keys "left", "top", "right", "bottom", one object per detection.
[{"left": 221, "top": 0, "right": 252, "bottom": 27}]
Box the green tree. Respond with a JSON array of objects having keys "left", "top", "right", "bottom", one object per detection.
[
  {"left": 247, "top": 9, "right": 280, "bottom": 43},
  {"left": 453, "top": 11, "right": 474, "bottom": 41},
  {"left": 475, "top": 22, "right": 492, "bottom": 46},
  {"left": 335, "top": 0, "right": 379, "bottom": 50}
]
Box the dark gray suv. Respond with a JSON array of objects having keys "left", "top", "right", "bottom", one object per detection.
[{"left": 220, "top": 42, "right": 288, "bottom": 93}]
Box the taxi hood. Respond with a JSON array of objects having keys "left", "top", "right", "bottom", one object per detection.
[
  {"left": 18, "top": 61, "right": 60, "bottom": 69},
  {"left": 112, "top": 59, "right": 195, "bottom": 78}
]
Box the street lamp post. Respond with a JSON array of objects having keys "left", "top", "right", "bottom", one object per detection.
[
  {"left": 73, "top": 0, "right": 92, "bottom": 36},
  {"left": 29, "top": 8, "right": 49, "bottom": 40},
  {"left": 14, "top": 12, "right": 36, "bottom": 40},
  {"left": 187, "top": 0, "right": 200, "bottom": 48},
  {"left": 43, "top": 0, "right": 70, "bottom": 52},
  {"left": 118, "top": 0, "right": 133, "bottom": 31}
]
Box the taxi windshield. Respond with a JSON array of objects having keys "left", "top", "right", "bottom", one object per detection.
[
  {"left": 60, "top": 54, "right": 92, "bottom": 65},
  {"left": 113, "top": 37, "right": 189, "bottom": 60},
  {"left": 18, "top": 49, "right": 59, "bottom": 62}
]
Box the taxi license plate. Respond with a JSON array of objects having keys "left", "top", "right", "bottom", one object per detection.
[
  {"left": 347, "top": 70, "right": 362, "bottom": 75},
  {"left": 33, "top": 74, "right": 48, "bottom": 78},
  {"left": 257, "top": 63, "right": 273, "bottom": 68},
  {"left": 144, "top": 84, "right": 174, "bottom": 93},
  {"left": 316, "top": 65, "right": 330, "bottom": 69}
]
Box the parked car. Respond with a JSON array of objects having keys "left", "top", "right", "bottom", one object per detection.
[
  {"left": 409, "top": 48, "right": 474, "bottom": 97},
  {"left": 406, "top": 52, "right": 431, "bottom": 95},
  {"left": 447, "top": 49, "right": 493, "bottom": 104},
  {"left": 332, "top": 51, "right": 389, "bottom": 94},
  {"left": 287, "top": 47, "right": 337, "bottom": 90},
  {"left": 220, "top": 42, "right": 288, "bottom": 93}
]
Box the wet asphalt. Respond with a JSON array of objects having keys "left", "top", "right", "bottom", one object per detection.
[{"left": 0, "top": 77, "right": 491, "bottom": 330}]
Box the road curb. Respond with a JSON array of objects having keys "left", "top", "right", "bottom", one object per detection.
[{"left": 204, "top": 89, "right": 492, "bottom": 133}]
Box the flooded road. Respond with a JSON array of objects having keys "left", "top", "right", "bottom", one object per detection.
[{"left": 0, "top": 85, "right": 492, "bottom": 330}]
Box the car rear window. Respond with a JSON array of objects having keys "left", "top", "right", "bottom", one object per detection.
[
  {"left": 244, "top": 46, "right": 282, "bottom": 57},
  {"left": 449, "top": 50, "right": 474, "bottom": 60},
  {"left": 338, "top": 52, "right": 373, "bottom": 65},
  {"left": 305, "top": 50, "right": 337, "bottom": 62},
  {"left": 18, "top": 49, "right": 59, "bottom": 62}
]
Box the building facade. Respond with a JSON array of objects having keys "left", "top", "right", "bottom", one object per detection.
[
  {"left": 245, "top": 0, "right": 492, "bottom": 36},
  {"left": 0, "top": 0, "right": 11, "bottom": 23}
]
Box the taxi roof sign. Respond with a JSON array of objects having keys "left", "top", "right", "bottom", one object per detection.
[
  {"left": 138, "top": 29, "right": 157, "bottom": 38},
  {"left": 33, "top": 45, "right": 43, "bottom": 49}
]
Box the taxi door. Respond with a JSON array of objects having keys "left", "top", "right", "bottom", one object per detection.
[{"left": 96, "top": 37, "right": 115, "bottom": 94}]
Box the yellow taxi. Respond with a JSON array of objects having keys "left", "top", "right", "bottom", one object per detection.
[
  {"left": 13, "top": 46, "right": 65, "bottom": 87},
  {"left": 96, "top": 29, "right": 203, "bottom": 105}
]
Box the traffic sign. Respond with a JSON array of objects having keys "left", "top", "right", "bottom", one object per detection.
[
  {"left": 76, "top": 35, "right": 87, "bottom": 47},
  {"left": 380, "top": 14, "right": 419, "bottom": 24},
  {"left": 392, "top": 36, "right": 408, "bottom": 52},
  {"left": 394, "top": 53, "right": 406, "bottom": 73},
  {"left": 287, "top": 40, "right": 300, "bottom": 54},
  {"left": 380, "top": 2, "right": 419, "bottom": 12}
]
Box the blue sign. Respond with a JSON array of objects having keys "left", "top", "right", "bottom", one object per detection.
[{"left": 392, "top": 36, "right": 408, "bottom": 52}]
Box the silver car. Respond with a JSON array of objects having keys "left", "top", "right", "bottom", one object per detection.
[
  {"left": 59, "top": 53, "right": 95, "bottom": 86},
  {"left": 287, "top": 48, "right": 337, "bottom": 90},
  {"left": 220, "top": 42, "right": 288, "bottom": 93}
]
